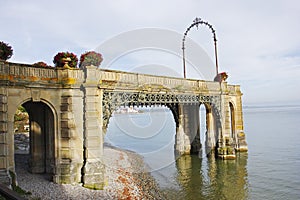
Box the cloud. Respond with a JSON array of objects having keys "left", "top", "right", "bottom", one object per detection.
[{"left": 0, "top": 0, "right": 299, "bottom": 104}]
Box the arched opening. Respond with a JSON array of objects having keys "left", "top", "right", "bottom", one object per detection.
[
  {"left": 14, "top": 101, "right": 55, "bottom": 178},
  {"left": 200, "top": 103, "right": 217, "bottom": 156},
  {"left": 104, "top": 104, "right": 176, "bottom": 171},
  {"left": 14, "top": 106, "right": 29, "bottom": 155},
  {"left": 229, "top": 102, "right": 236, "bottom": 144}
]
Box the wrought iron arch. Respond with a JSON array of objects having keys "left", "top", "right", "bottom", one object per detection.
[{"left": 182, "top": 17, "right": 219, "bottom": 78}]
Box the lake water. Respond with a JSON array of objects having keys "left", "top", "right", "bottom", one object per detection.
[{"left": 105, "top": 105, "right": 300, "bottom": 200}]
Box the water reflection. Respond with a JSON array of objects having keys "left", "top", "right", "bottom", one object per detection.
[{"left": 175, "top": 153, "right": 249, "bottom": 200}]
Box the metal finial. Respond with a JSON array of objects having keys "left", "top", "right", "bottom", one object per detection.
[{"left": 193, "top": 17, "right": 201, "bottom": 29}]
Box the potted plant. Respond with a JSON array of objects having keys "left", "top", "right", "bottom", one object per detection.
[
  {"left": 214, "top": 72, "right": 228, "bottom": 82},
  {"left": 53, "top": 52, "right": 78, "bottom": 68},
  {"left": 0, "top": 41, "right": 13, "bottom": 61},
  {"left": 79, "top": 51, "right": 103, "bottom": 68},
  {"left": 33, "top": 61, "right": 52, "bottom": 68}
]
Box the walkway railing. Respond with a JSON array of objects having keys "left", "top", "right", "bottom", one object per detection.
[
  {"left": 99, "top": 69, "right": 221, "bottom": 93},
  {"left": 0, "top": 61, "right": 237, "bottom": 94}
]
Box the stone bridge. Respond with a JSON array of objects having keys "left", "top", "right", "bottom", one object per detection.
[{"left": 0, "top": 61, "right": 247, "bottom": 189}]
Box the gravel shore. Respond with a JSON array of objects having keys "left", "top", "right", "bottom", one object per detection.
[{"left": 14, "top": 144, "right": 166, "bottom": 200}]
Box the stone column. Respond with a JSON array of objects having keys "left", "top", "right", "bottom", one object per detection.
[
  {"left": 82, "top": 66, "right": 105, "bottom": 190},
  {"left": 234, "top": 87, "right": 248, "bottom": 152},
  {"left": 217, "top": 82, "right": 236, "bottom": 159},
  {"left": 56, "top": 89, "right": 84, "bottom": 184},
  {"left": 205, "top": 107, "right": 217, "bottom": 154},
  {"left": 0, "top": 87, "right": 11, "bottom": 185},
  {"left": 175, "top": 104, "right": 191, "bottom": 155}
]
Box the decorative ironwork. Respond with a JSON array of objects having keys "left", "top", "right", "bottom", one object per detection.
[
  {"left": 102, "top": 91, "right": 222, "bottom": 131},
  {"left": 182, "top": 17, "right": 219, "bottom": 79}
]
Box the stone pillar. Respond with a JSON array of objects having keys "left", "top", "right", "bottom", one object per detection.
[
  {"left": 56, "top": 89, "right": 84, "bottom": 184},
  {"left": 0, "top": 87, "right": 11, "bottom": 186},
  {"left": 175, "top": 104, "right": 192, "bottom": 155},
  {"left": 217, "top": 82, "right": 236, "bottom": 159},
  {"left": 223, "top": 94, "right": 232, "bottom": 142},
  {"left": 82, "top": 66, "right": 105, "bottom": 190},
  {"left": 205, "top": 107, "right": 217, "bottom": 154},
  {"left": 234, "top": 87, "right": 248, "bottom": 152}
]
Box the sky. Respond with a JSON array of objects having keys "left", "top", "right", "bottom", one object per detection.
[{"left": 0, "top": 0, "right": 299, "bottom": 105}]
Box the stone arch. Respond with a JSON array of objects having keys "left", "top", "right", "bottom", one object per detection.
[
  {"left": 166, "top": 103, "right": 179, "bottom": 128},
  {"left": 190, "top": 102, "right": 218, "bottom": 155},
  {"left": 102, "top": 91, "right": 181, "bottom": 132},
  {"left": 13, "top": 98, "right": 58, "bottom": 180},
  {"left": 102, "top": 91, "right": 180, "bottom": 153},
  {"left": 103, "top": 99, "right": 179, "bottom": 133}
]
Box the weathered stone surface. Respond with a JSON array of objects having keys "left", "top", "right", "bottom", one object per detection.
[
  {"left": 82, "top": 161, "right": 105, "bottom": 190},
  {"left": 0, "top": 60, "right": 247, "bottom": 188}
]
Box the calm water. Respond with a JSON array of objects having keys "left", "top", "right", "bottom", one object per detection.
[{"left": 105, "top": 106, "right": 300, "bottom": 200}]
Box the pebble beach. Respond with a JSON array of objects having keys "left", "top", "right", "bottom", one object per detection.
[{"left": 14, "top": 143, "right": 166, "bottom": 200}]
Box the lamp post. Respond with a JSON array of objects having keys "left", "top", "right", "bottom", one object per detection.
[{"left": 182, "top": 17, "right": 219, "bottom": 79}]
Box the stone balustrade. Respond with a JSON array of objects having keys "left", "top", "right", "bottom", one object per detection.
[
  {"left": 227, "top": 85, "right": 241, "bottom": 95},
  {"left": 0, "top": 61, "right": 84, "bottom": 85},
  {"left": 0, "top": 61, "right": 226, "bottom": 94},
  {"left": 98, "top": 68, "right": 222, "bottom": 93}
]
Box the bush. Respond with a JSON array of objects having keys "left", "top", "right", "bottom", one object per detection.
[
  {"left": 214, "top": 72, "right": 228, "bottom": 82},
  {"left": 79, "top": 51, "right": 102, "bottom": 68},
  {"left": 53, "top": 52, "right": 78, "bottom": 68},
  {"left": 0, "top": 41, "right": 13, "bottom": 60},
  {"left": 33, "top": 61, "right": 52, "bottom": 68}
]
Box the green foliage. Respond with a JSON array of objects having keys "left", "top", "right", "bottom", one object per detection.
[
  {"left": 18, "top": 106, "right": 27, "bottom": 113},
  {"left": 8, "top": 170, "right": 32, "bottom": 197},
  {"left": 0, "top": 41, "right": 13, "bottom": 61},
  {"left": 14, "top": 106, "right": 28, "bottom": 121},
  {"left": 12, "top": 185, "right": 32, "bottom": 196}
]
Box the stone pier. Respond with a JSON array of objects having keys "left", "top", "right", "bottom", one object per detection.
[{"left": 0, "top": 60, "right": 247, "bottom": 187}]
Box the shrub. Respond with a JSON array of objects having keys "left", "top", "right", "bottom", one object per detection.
[
  {"left": 33, "top": 61, "right": 52, "bottom": 68},
  {"left": 0, "top": 41, "right": 13, "bottom": 60},
  {"left": 214, "top": 72, "right": 228, "bottom": 82},
  {"left": 53, "top": 52, "right": 78, "bottom": 68},
  {"left": 79, "top": 51, "right": 102, "bottom": 68}
]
